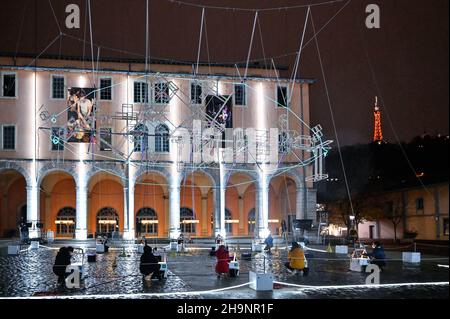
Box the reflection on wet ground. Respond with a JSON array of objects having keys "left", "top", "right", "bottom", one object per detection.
[{"left": 0, "top": 245, "right": 448, "bottom": 299}]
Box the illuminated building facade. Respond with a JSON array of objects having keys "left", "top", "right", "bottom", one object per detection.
[{"left": 0, "top": 55, "right": 319, "bottom": 240}]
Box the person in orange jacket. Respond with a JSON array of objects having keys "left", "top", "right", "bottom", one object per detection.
[{"left": 285, "top": 242, "right": 309, "bottom": 276}]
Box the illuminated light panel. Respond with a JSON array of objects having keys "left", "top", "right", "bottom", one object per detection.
[
  {"left": 55, "top": 220, "right": 75, "bottom": 224},
  {"left": 225, "top": 220, "right": 240, "bottom": 224},
  {"left": 140, "top": 220, "right": 159, "bottom": 224},
  {"left": 180, "top": 220, "right": 200, "bottom": 224},
  {"left": 98, "top": 220, "right": 118, "bottom": 225}
]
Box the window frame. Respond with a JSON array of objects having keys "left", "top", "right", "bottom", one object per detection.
[
  {"left": 50, "top": 126, "right": 65, "bottom": 151},
  {"left": 133, "top": 124, "right": 149, "bottom": 153},
  {"left": 233, "top": 83, "right": 247, "bottom": 107},
  {"left": 133, "top": 79, "right": 149, "bottom": 104},
  {"left": 190, "top": 81, "right": 203, "bottom": 105},
  {"left": 1, "top": 72, "right": 18, "bottom": 99},
  {"left": 416, "top": 197, "right": 424, "bottom": 213},
  {"left": 154, "top": 123, "right": 170, "bottom": 153},
  {"left": 276, "top": 84, "right": 289, "bottom": 108},
  {"left": 153, "top": 81, "right": 171, "bottom": 105},
  {"left": 1, "top": 124, "right": 16, "bottom": 151},
  {"left": 50, "top": 74, "right": 66, "bottom": 100},
  {"left": 99, "top": 76, "right": 113, "bottom": 101}
]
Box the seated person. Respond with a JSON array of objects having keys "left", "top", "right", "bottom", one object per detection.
[
  {"left": 140, "top": 245, "right": 161, "bottom": 281},
  {"left": 285, "top": 242, "right": 309, "bottom": 276},
  {"left": 53, "top": 247, "right": 72, "bottom": 284},
  {"left": 215, "top": 245, "right": 230, "bottom": 277},
  {"left": 264, "top": 233, "right": 274, "bottom": 252}
]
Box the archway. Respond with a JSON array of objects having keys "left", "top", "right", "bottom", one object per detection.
[
  {"left": 55, "top": 207, "right": 76, "bottom": 237},
  {"left": 180, "top": 207, "right": 196, "bottom": 235},
  {"left": 39, "top": 171, "right": 76, "bottom": 236},
  {"left": 89, "top": 172, "right": 124, "bottom": 236},
  {"left": 0, "top": 169, "right": 27, "bottom": 237},
  {"left": 269, "top": 174, "right": 298, "bottom": 235},
  {"left": 96, "top": 207, "right": 119, "bottom": 235},
  {"left": 134, "top": 171, "right": 168, "bottom": 237},
  {"left": 227, "top": 172, "right": 256, "bottom": 237},
  {"left": 136, "top": 207, "right": 158, "bottom": 237},
  {"left": 181, "top": 171, "right": 215, "bottom": 237}
]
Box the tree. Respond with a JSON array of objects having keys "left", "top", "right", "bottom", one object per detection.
[
  {"left": 328, "top": 194, "right": 383, "bottom": 236},
  {"left": 384, "top": 194, "right": 406, "bottom": 243}
]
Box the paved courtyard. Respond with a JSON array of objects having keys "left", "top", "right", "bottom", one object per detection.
[{"left": 0, "top": 241, "right": 448, "bottom": 299}]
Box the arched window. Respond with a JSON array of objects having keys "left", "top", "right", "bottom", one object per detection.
[
  {"left": 248, "top": 208, "right": 256, "bottom": 235},
  {"left": 97, "top": 207, "right": 119, "bottom": 235},
  {"left": 136, "top": 207, "right": 158, "bottom": 236},
  {"left": 155, "top": 124, "right": 169, "bottom": 152},
  {"left": 133, "top": 124, "right": 148, "bottom": 152},
  {"left": 180, "top": 207, "right": 196, "bottom": 234},
  {"left": 56, "top": 207, "right": 76, "bottom": 236},
  {"left": 225, "top": 209, "right": 233, "bottom": 235}
]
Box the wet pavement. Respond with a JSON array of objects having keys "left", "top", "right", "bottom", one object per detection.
[{"left": 0, "top": 244, "right": 448, "bottom": 299}]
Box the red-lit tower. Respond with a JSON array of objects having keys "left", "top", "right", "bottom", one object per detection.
[{"left": 373, "top": 96, "right": 383, "bottom": 143}]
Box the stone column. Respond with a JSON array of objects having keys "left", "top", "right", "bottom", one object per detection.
[
  {"left": 213, "top": 187, "right": 221, "bottom": 237},
  {"left": 45, "top": 194, "right": 51, "bottom": 231},
  {"left": 123, "top": 186, "right": 129, "bottom": 235},
  {"left": 75, "top": 184, "right": 88, "bottom": 240},
  {"left": 238, "top": 195, "right": 244, "bottom": 235},
  {"left": 164, "top": 194, "right": 169, "bottom": 237},
  {"left": 201, "top": 195, "right": 208, "bottom": 236},
  {"left": 257, "top": 177, "right": 269, "bottom": 239},
  {"left": 26, "top": 185, "right": 40, "bottom": 238},
  {"left": 219, "top": 181, "right": 226, "bottom": 238},
  {"left": 296, "top": 186, "right": 305, "bottom": 220},
  {"left": 169, "top": 182, "right": 181, "bottom": 239}
]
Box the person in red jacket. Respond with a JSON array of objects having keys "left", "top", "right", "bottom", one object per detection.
[{"left": 215, "top": 245, "right": 230, "bottom": 278}]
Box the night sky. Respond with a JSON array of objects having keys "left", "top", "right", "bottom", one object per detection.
[{"left": 0, "top": 0, "right": 448, "bottom": 145}]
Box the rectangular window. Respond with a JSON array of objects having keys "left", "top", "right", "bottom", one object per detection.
[
  {"left": 99, "top": 128, "right": 112, "bottom": 151},
  {"left": 134, "top": 81, "right": 149, "bottom": 103},
  {"left": 234, "top": 84, "right": 246, "bottom": 106},
  {"left": 444, "top": 218, "right": 449, "bottom": 236},
  {"left": 277, "top": 85, "right": 288, "bottom": 108},
  {"left": 2, "top": 125, "right": 15, "bottom": 150},
  {"left": 190, "top": 82, "right": 202, "bottom": 105},
  {"left": 51, "top": 127, "right": 64, "bottom": 151},
  {"left": 51, "top": 75, "right": 65, "bottom": 99},
  {"left": 99, "top": 78, "right": 112, "bottom": 100},
  {"left": 2, "top": 73, "right": 16, "bottom": 97},
  {"left": 154, "top": 82, "right": 170, "bottom": 104},
  {"left": 416, "top": 198, "right": 424, "bottom": 212}
]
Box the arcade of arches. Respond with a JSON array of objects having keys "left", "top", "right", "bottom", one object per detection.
[{"left": 0, "top": 169, "right": 299, "bottom": 239}]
